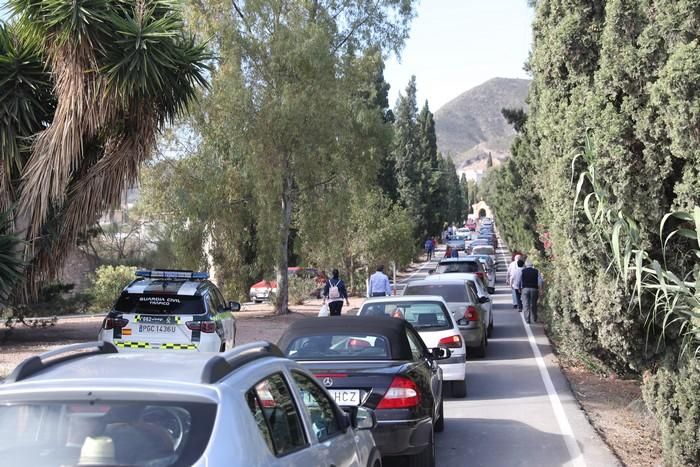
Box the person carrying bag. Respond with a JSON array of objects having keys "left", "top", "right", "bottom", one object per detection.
[{"left": 323, "top": 269, "right": 350, "bottom": 316}]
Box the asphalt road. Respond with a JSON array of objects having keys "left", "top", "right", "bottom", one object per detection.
[{"left": 395, "top": 243, "right": 621, "bottom": 467}]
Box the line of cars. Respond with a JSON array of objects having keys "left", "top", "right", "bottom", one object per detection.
[{"left": 0, "top": 218, "right": 500, "bottom": 467}]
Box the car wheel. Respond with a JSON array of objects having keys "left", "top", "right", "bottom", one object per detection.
[
  {"left": 487, "top": 319, "right": 494, "bottom": 338},
  {"left": 473, "top": 334, "right": 486, "bottom": 358},
  {"left": 407, "top": 426, "right": 435, "bottom": 467},
  {"left": 488, "top": 287, "right": 495, "bottom": 294},
  {"left": 435, "top": 398, "right": 445, "bottom": 433},
  {"left": 451, "top": 378, "right": 467, "bottom": 398},
  {"left": 219, "top": 342, "right": 226, "bottom": 352}
]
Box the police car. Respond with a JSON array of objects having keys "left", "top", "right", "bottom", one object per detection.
[{"left": 99, "top": 269, "right": 238, "bottom": 352}]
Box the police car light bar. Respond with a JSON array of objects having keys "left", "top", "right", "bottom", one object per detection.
[{"left": 135, "top": 270, "right": 209, "bottom": 280}]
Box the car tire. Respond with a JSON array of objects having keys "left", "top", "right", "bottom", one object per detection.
[
  {"left": 435, "top": 398, "right": 445, "bottom": 433},
  {"left": 219, "top": 342, "right": 226, "bottom": 352},
  {"left": 407, "top": 427, "right": 435, "bottom": 467},
  {"left": 451, "top": 378, "right": 467, "bottom": 398},
  {"left": 487, "top": 319, "right": 494, "bottom": 338},
  {"left": 488, "top": 287, "right": 495, "bottom": 294}
]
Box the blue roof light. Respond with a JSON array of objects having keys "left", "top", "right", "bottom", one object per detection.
[{"left": 134, "top": 270, "right": 209, "bottom": 280}]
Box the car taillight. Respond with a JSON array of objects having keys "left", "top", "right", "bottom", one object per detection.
[
  {"left": 464, "top": 306, "right": 479, "bottom": 321},
  {"left": 186, "top": 321, "right": 217, "bottom": 333},
  {"left": 377, "top": 376, "right": 420, "bottom": 409},
  {"left": 476, "top": 271, "right": 485, "bottom": 278},
  {"left": 103, "top": 317, "right": 128, "bottom": 330},
  {"left": 439, "top": 335, "right": 462, "bottom": 348}
]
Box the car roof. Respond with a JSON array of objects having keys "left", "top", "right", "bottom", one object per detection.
[
  {"left": 360, "top": 295, "right": 448, "bottom": 305},
  {"left": 2, "top": 341, "right": 284, "bottom": 389},
  {"left": 439, "top": 257, "right": 480, "bottom": 263},
  {"left": 123, "top": 277, "right": 213, "bottom": 297},
  {"left": 425, "top": 273, "right": 478, "bottom": 282},
  {"left": 278, "top": 316, "right": 415, "bottom": 360},
  {"left": 406, "top": 278, "right": 471, "bottom": 286}
]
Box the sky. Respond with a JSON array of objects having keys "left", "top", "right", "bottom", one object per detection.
[{"left": 384, "top": 0, "right": 535, "bottom": 112}]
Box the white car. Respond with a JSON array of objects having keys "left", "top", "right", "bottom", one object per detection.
[
  {"left": 357, "top": 295, "right": 468, "bottom": 397},
  {"left": 472, "top": 244, "right": 496, "bottom": 264},
  {"left": 422, "top": 273, "right": 494, "bottom": 337},
  {"left": 99, "top": 269, "right": 237, "bottom": 352}
]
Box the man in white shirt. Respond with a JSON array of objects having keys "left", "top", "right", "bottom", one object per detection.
[
  {"left": 368, "top": 265, "right": 392, "bottom": 297},
  {"left": 507, "top": 255, "right": 524, "bottom": 311}
]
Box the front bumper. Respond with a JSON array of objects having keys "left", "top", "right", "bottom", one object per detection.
[{"left": 372, "top": 417, "right": 433, "bottom": 457}]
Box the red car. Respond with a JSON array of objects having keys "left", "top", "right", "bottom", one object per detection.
[
  {"left": 466, "top": 219, "right": 477, "bottom": 231},
  {"left": 249, "top": 267, "right": 327, "bottom": 302}
]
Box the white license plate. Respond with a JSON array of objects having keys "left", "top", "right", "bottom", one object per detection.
[
  {"left": 138, "top": 324, "right": 177, "bottom": 333},
  {"left": 328, "top": 389, "right": 361, "bottom": 406}
]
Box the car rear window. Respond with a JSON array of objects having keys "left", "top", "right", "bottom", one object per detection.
[
  {"left": 404, "top": 284, "right": 468, "bottom": 302},
  {"left": 472, "top": 246, "right": 494, "bottom": 256},
  {"left": 359, "top": 301, "right": 452, "bottom": 331},
  {"left": 435, "top": 261, "right": 479, "bottom": 274},
  {"left": 114, "top": 293, "right": 205, "bottom": 315},
  {"left": 0, "top": 400, "right": 216, "bottom": 467},
  {"left": 285, "top": 334, "right": 391, "bottom": 360}
]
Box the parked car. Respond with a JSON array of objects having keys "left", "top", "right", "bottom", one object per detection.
[
  {"left": 472, "top": 244, "right": 496, "bottom": 262},
  {"left": 279, "top": 316, "right": 449, "bottom": 466},
  {"left": 472, "top": 255, "right": 497, "bottom": 293},
  {"left": 433, "top": 256, "right": 489, "bottom": 290},
  {"left": 403, "top": 277, "right": 489, "bottom": 357},
  {"left": 455, "top": 227, "right": 471, "bottom": 240},
  {"left": 0, "top": 341, "right": 381, "bottom": 467},
  {"left": 446, "top": 236, "right": 466, "bottom": 251},
  {"left": 99, "top": 269, "right": 237, "bottom": 352},
  {"left": 357, "top": 295, "right": 468, "bottom": 397},
  {"left": 423, "top": 273, "right": 494, "bottom": 338},
  {"left": 466, "top": 219, "right": 477, "bottom": 231},
  {"left": 249, "top": 267, "right": 327, "bottom": 303}
]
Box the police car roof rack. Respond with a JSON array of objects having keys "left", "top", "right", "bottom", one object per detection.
[
  {"left": 201, "top": 341, "right": 284, "bottom": 384},
  {"left": 135, "top": 269, "right": 209, "bottom": 280},
  {"left": 4, "top": 341, "right": 118, "bottom": 383}
]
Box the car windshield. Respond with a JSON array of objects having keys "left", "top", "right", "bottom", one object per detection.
[
  {"left": 404, "top": 284, "right": 468, "bottom": 303},
  {"left": 359, "top": 301, "right": 451, "bottom": 330},
  {"left": 435, "top": 262, "right": 479, "bottom": 274},
  {"left": 114, "top": 293, "right": 205, "bottom": 315},
  {"left": 0, "top": 400, "right": 216, "bottom": 467},
  {"left": 472, "top": 246, "right": 494, "bottom": 256},
  {"left": 285, "top": 334, "right": 391, "bottom": 360}
]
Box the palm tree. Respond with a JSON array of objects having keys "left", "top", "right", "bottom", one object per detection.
[{"left": 0, "top": 0, "right": 209, "bottom": 298}]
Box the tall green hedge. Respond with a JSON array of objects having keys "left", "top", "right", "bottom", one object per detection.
[{"left": 484, "top": 1, "right": 699, "bottom": 463}]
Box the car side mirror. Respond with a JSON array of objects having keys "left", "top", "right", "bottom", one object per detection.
[
  {"left": 479, "top": 296, "right": 490, "bottom": 304},
  {"left": 347, "top": 406, "right": 377, "bottom": 430},
  {"left": 228, "top": 301, "right": 241, "bottom": 312},
  {"left": 431, "top": 347, "right": 452, "bottom": 360}
]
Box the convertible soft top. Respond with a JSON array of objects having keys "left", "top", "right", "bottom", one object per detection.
[{"left": 278, "top": 316, "right": 416, "bottom": 361}]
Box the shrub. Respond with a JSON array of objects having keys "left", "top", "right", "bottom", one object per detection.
[
  {"left": 288, "top": 276, "right": 319, "bottom": 306},
  {"left": 88, "top": 265, "right": 136, "bottom": 312},
  {"left": 643, "top": 357, "right": 700, "bottom": 466}
]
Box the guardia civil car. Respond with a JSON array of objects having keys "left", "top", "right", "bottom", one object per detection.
[{"left": 98, "top": 269, "right": 238, "bottom": 352}]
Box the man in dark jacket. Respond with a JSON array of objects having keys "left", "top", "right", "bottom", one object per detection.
[
  {"left": 516, "top": 259, "right": 544, "bottom": 324},
  {"left": 324, "top": 269, "right": 350, "bottom": 316}
]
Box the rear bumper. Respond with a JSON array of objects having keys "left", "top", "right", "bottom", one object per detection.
[
  {"left": 439, "top": 355, "right": 467, "bottom": 381},
  {"left": 373, "top": 417, "right": 433, "bottom": 457},
  {"left": 458, "top": 327, "right": 484, "bottom": 348}
]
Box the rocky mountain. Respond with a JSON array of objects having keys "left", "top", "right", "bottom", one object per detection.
[{"left": 434, "top": 77, "right": 530, "bottom": 170}]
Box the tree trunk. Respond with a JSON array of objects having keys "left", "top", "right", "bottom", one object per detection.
[{"left": 275, "top": 171, "right": 294, "bottom": 315}]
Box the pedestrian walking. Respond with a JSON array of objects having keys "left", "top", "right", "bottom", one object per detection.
[
  {"left": 507, "top": 256, "right": 524, "bottom": 311},
  {"left": 424, "top": 238, "right": 434, "bottom": 261},
  {"left": 368, "top": 265, "right": 392, "bottom": 297},
  {"left": 517, "top": 259, "right": 544, "bottom": 324},
  {"left": 445, "top": 245, "right": 453, "bottom": 259},
  {"left": 323, "top": 269, "right": 350, "bottom": 316}
]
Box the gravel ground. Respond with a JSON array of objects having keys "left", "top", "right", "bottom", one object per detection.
[{"left": 562, "top": 365, "right": 663, "bottom": 467}]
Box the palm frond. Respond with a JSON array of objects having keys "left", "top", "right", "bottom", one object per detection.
[{"left": 0, "top": 209, "right": 25, "bottom": 301}]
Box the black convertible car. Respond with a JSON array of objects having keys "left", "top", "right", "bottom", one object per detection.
[{"left": 278, "top": 316, "right": 449, "bottom": 467}]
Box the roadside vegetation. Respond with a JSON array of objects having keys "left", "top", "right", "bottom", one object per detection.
[{"left": 482, "top": 1, "right": 700, "bottom": 465}]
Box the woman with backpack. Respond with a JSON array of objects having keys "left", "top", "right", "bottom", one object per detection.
[{"left": 323, "top": 269, "right": 350, "bottom": 316}]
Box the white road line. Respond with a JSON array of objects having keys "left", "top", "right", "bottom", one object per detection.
[{"left": 498, "top": 245, "right": 587, "bottom": 467}]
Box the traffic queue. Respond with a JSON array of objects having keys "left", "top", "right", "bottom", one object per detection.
[{"left": 0, "top": 219, "right": 500, "bottom": 467}]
